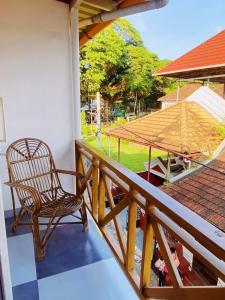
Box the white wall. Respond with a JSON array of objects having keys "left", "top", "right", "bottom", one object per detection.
[
  {"left": 0, "top": 183, "right": 13, "bottom": 300},
  {"left": 161, "top": 100, "right": 177, "bottom": 110},
  {"left": 187, "top": 86, "right": 225, "bottom": 122},
  {"left": 0, "top": 0, "right": 75, "bottom": 211}
]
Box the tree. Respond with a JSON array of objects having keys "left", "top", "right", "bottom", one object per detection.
[
  {"left": 125, "top": 46, "right": 158, "bottom": 114},
  {"left": 80, "top": 19, "right": 174, "bottom": 114}
]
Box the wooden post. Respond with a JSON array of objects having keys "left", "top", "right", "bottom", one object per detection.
[
  {"left": 223, "top": 83, "right": 225, "bottom": 99},
  {"left": 166, "top": 152, "right": 171, "bottom": 182},
  {"left": 98, "top": 173, "right": 105, "bottom": 222},
  {"left": 96, "top": 92, "right": 101, "bottom": 149},
  {"left": 117, "top": 138, "right": 121, "bottom": 162},
  {"left": 90, "top": 98, "right": 93, "bottom": 124},
  {"left": 126, "top": 195, "right": 137, "bottom": 271},
  {"left": 108, "top": 136, "right": 111, "bottom": 157},
  {"left": 140, "top": 205, "right": 154, "bottom": 290},
  {"left": 176, "top": 79, "right": 181, "bottom": 101},
  {"left": 147, "top": 146, "right": 152, "bottom": 182},
  {"left": 92, "top": 159, "right": 99, "bottom": 219}
]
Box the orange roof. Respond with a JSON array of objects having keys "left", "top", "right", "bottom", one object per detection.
[
  {"left": 157, "top": 30, "right": 225, "bottom": 82},
  {"left": 161, "top": 147, "right": 225, "bottom": 232},
  {"left": 106, "top": 101, "right": 220, "bottom": 155},
  {"left": 158, "top": 83, "right": 224, "bottom": 102}
]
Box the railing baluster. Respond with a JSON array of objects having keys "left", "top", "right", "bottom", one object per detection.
[
  {"left": 140, "top": 205, "right": 154, "bottom": 290},
  {"left": 126, "top": 193, "right": 137, "bottom": 271},
  {"left": 92, "top": 158, "right": 99, "bottom": 219},
  {"left": 98, "top": 171, "right": 105, "bottom": 222}
]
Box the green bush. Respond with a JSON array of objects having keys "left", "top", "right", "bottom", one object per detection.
[{"left": 214, "top": 123, "right": 225, "bottom": 138}]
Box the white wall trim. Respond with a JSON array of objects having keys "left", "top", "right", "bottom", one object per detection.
[
  {"left": 70, "top": 7, "right": 82, "bottom": 140},
  {"left": 0, "top": 183, "right": 13, "bottom": 300}
]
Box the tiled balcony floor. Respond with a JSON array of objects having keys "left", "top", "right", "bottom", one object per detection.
[{"left": 5, "top": 212, "right": 139, "bottom": 300}]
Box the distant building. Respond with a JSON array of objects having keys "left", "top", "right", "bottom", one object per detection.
[{"left": 158, "top": 83, "right": 224, "bottom": 110}]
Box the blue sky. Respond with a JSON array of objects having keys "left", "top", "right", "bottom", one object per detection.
[{"left": 126, "top": 0, "right": 225, "bottom": 60}]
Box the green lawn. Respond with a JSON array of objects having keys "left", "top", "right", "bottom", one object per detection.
[{"left": 85, "top": 134, "right": 167, "bottom": 172}]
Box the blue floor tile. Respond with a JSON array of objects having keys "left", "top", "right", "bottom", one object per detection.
[
  {"left": 5, "top": 216, "right": 32, "bottom": 238},
  {"left": 4, "top": 208, "right": 20, "bottom": 219},
  {"left": 36, "top": 220, "right": 112, "bottom": 279},
  {"left": 38, "top": 258, "right": 139, "bottom": 300},
  {"left": 5, "top": 211, "right": 84, "bottom": 238},
  {"left": 13, "top": 280, "right": 39, "bottom": 300},
  {"left": 7, "top": 233, "right": 37, "bottom": 286}
]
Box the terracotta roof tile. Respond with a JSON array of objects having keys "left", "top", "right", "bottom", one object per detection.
[
  {"left": 162, "top": 150, "right": 225, "bottom": 232},
  {"left": 157, "top": 30, "right": 225, "bottom": 75}
]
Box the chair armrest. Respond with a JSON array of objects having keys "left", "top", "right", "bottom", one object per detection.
[
  {"left": 55, "top": 169, "right": 86, "bottom": 195},
  {"left": 5, "top": 182, "right": 42, "bottom": 214},
  {"left": 56, "top": 169, "right": 80, "bottom": 176}
]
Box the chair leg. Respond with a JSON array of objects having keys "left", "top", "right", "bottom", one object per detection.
[
  {"left": 32, "top": 216, "right": 45, "bottom": 261},
  {"left": 12, "top": 207, "right": 25, "bottom": 232},
  {"left": 80, "top": 201, "right": 88, "bottom": 232}
]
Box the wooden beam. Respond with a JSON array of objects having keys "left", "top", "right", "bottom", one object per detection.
[
  {"left": 79, "top": 12, "right": 93, "bottom": 18},
  {"left": 143, "top": 286, "right": 225, "bottom": 300},
  {"left": 80, "top": 21, "right": 113, "bottom": 45},
  {"left": 79, "top": 4, "right": 100, "bottom": 15},
  {"left": 143, "top": 287, "right": 176, "bottom": 299},
  {"left": 100, "top": 195, "right": 128, "bottom": 227},
  {"left": 82, "top": 0, "right": 117, "bottom": 11},
  {"left": 104, "top": 175, "right": 127, "bottom": 261},
  {"left": 152, "top": 222, "right": 183, "bottom": 288}
]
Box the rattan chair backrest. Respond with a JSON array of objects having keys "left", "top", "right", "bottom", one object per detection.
[{"left": 6, "top": 138, "right": 61, "bottom": 205}]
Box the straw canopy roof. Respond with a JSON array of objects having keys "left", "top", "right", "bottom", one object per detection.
[{"left": 106, "top": 101, "right": 220, "bottom": 155}]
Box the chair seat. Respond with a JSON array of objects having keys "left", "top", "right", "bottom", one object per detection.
[{"left": 39, "top": 192, "right": 83, "bottom": 218}]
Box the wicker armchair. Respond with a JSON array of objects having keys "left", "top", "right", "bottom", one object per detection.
[{"left": 5, "top": 138, "right": 88, "bottom": 260}]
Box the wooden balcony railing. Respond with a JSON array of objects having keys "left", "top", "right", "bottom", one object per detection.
[{"left": 75, "top": 139, "right": 225, "bottom": 299}]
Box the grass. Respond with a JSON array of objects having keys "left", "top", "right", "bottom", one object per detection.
[{"left": 85, "top": 134, "right": 167, "bottom": 172}]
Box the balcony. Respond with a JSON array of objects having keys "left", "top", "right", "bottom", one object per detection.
[
  {"left": 1, "top": 1, "right": 225, "bottom": 300},
  {"left": 2, "top": 139, "right": 225, "bottom": 299},
  {"left": 5, "top": 211, "right": 138, "bottom": 300},
  {"left": 75, "top": 139, "right": 225, "bottom": 299}
]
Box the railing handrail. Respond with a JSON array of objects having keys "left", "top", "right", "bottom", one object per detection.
[{"left": 76, "top": 139, "right": 225, "bottom": 261}]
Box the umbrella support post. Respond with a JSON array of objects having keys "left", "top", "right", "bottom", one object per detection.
[{"left": 147, "top": 146, "right": 152, "bottom": 182}]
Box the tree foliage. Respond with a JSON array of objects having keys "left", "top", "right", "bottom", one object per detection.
[{"left": 80, "top": 18, "right": 174, "bottom": 113}]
